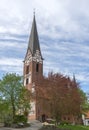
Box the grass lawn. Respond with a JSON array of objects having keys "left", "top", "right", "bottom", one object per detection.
[{"left": 58, "top": 125, "right": 89, "bottom": 130}]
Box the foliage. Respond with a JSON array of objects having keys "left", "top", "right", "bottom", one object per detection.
[
  {"left": 14, "top": 115, "right": 27, "bottom": 123},
  {"left": 36, "top": 72, "right": 86, "bottom": 124},
  {"left": 0, "top": 98, "right": 10, "bottom": 122},
  {"left": 18, "top": 87, "right": 31, "bottom": 117},
  {"left": 4, "top": 114, "right": 13, "bottom": 127},
  {"left": 0, "top": 73, "right": 31, "bottom": 123},
  {"left": 39, "top": 125, "right": 89, "bottom": 130},
  {"left": 80, "top": 90, "right": 89, "bottom": 111},
  {"left": 58, "top": 125, "right": 89, "bottom": 130},
  {"left": 60, "top": 121, "right": 69, "bottom": 125}
]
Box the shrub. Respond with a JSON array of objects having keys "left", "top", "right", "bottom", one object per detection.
[
  {"left": 4, "top": 114, "right": 13, "bottom": 127},
  {"left": 60, "top": 121, "right": 69, "bottom": 125},
  {"left": 14, "top": 115, "right": 27, "bottom": 123}
]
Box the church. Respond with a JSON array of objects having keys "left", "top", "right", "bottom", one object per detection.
[
  {"left": 23, "top": 14, "right": 83, "bottom": 124},
  {"left": 23, "top": 13, "right": 44, "bottom": 120}
]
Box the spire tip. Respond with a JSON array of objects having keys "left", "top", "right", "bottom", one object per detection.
[{"left": 33, "top": 8, "right": 35, "bottom": 16}]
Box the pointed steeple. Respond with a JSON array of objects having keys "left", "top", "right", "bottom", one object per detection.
[{"left": 28, "top": 13, "right": 42, "bottom": 57}]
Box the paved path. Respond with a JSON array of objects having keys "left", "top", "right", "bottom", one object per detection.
[{"left": 0, "top": 120, "right": 42, "bottom": 130}]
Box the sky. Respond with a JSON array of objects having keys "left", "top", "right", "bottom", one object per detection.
[{"left": 0, "top": 0, "right": 89, "bottom": 93}]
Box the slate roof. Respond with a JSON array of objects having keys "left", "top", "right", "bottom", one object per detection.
[{"left": 27, "top": 14, "right": 42, "bottom": 57}]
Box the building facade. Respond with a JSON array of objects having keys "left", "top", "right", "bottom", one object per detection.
[
  {"left": 82, "top": 112, "right": 89, "bottom": 126},
  {"left": 23, "top": 14, "right": 43, "bottom": 120}
]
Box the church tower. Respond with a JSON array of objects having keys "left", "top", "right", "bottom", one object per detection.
[{"left": 23, "top": 14, "right": 43, "bottom": 119}]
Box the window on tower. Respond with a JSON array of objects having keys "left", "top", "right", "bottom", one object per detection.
[
  {"left": 26, "top": 65, "right": 29, "bottom": 74},
  {"left": 36, "top": 63, "right": 39, "bottom": 72},
  {"left": 26, "top": 78, "right": 29, "bottom": 85}
]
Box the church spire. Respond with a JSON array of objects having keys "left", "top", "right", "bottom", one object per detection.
[{"left": 27, "top": 13, "right": 42, "bottom": 57}]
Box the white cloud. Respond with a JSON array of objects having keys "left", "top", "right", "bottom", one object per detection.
[
  {"left": 0, "top": 0, "right": 89, "bottom": 92},
  {"left": 0, "top": 57, "right": 23, "bottom": 76},
  {"left": 0, "top": 57, "right": 22, "bottom": 66}
]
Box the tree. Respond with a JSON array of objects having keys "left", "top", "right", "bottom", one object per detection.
[
  {"left": 36, "top": 72, "right": 86, "bottom": 124},
  {"left": 0, "top": 73, "right": 31, "bottom": 123},
  {"left": 18, "top": 87, "right": 31, "bottom": 117},
  {"left": 80, "top": 90, "right": 89, "bottom": 111}
]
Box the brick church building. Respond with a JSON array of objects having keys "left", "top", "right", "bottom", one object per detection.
[
  {"left": 23, "top": 14, "right": 83, "bottom": 124},
  {"left": 23, "top": 14, "right": 44, "bottom": 120}
]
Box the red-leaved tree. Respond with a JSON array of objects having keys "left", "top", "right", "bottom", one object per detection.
[{"left": 35, "top": 72, "right": 85, "bottom": 124}]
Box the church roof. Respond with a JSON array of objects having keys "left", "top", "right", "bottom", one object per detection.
[{"left": 27, "top": 14, "right": 42, "bottom": 57}]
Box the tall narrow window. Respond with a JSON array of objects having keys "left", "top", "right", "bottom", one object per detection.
[
  {"left": 68, "top": 117, "right": 70, "bottom": 120},
  {"left": 26, "top": 78, "right": 29, "bottom": 85},
  {"left": 36, "top": 63, "right": 39, "bottom": 72},
  {"left": 26, "top": 65, "right": 29, "bottom": 74}
]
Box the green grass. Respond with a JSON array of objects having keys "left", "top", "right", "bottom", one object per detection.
[{"left": 58, "top": 125, "right": 89, "bottom": 130}]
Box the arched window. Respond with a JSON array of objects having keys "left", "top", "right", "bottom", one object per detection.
[
  {"left": 26, "top": 65, "right": 29, "bottom": 74},
  {"left": 36, "top": 63, "right": 39, "bottom": 72},
  {"left": 26, "top": 78, "right": 29, "bottom": 85}
]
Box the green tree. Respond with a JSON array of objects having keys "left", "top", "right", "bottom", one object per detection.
[
  {"left": 0, "top": 73, "right": 31, "bottom": 123},
  {"left": 18, "top": 87, "right": 31, "bottom": 117},
  {"left": 80, "top": 90, "right": 89, "bottom": 111}
]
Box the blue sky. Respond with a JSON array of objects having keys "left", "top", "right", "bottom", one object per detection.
[{"left": 0, "top": 0, "right": 89, "bottom": 93}]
